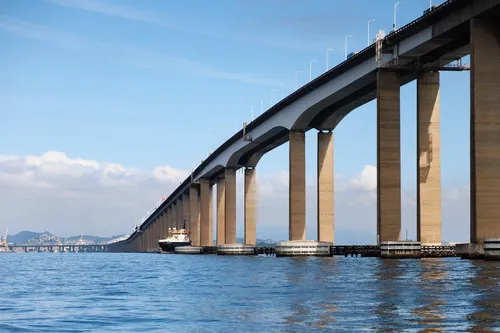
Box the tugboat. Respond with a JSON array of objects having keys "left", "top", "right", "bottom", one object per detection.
[{"left": 158, "top": 220, "right": 191, "bottom": 252}]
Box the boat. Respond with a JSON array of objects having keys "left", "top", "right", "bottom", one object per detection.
[
  {"left": 0, "top": 229, "right": 11, "bottom": 253},
  {"left": 158, "top": 222, "right": 191, "bottom": 252}
]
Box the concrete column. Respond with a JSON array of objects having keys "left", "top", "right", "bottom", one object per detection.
[
  {"left": 317, "top": 131, "right": 334, "bottom": 243},
  {"left": 189, "top": 185, "right": 200, "bottom": 246},
  {"left": 168, "top": 206, "right": 172, "bottom": 230},
  {"left": 182, "top": 192, "right": 189, "bottom": 230},
  {"left": 216, "top": 175, "right": 226, "bottom": 245},
  {"left": 171, "top": 202, "right": 177, "bottom": 231},
  {"left": 200, "top": 179, "right": 212, "bottom": 246},
  {"left": 146, "top": 225, "right": 150, "bottom": 251},
  {"left": 377, "top": 70, "right": 401, "bottom": 243},
  {"left": 208, "top": 183, "right": 213, "bottom": 246},
  {"left": 225, "top": 168, "right": 237, "bottom": 244},
  {"left": 244, "top": 167, "right": 256, "bottom": 245},
  {"left": 470, "top": 18, "right": 500, "bottom": 242},
  {"left": 176, "top": 198, "right": 183, "bottom": 228},
  {"left": 417, "top": 71, "right": 442, "bottom": 245},
  {"left": 289, "top": 130, "right": 306, "bottom": 241}
]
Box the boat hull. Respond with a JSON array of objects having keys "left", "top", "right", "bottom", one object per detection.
[{"left": 158, "top": 241, "right": 191, "bottom": 252}]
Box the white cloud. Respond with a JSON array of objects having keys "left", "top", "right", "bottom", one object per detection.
[
  {"left": 350, "top": 164, "right": 377, "bottom": 191},
  {"left": 0, "top": 151, "right": 471, "bottom": 243}
]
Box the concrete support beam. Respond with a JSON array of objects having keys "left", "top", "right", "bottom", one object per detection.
[
  {"left": 216, "top": 176, "right": 226, "bottom": 245},
  {"left": 289, "top": 130, "right": 306, "bottom": 241},
  {"left": 225, "top": 168, "right": 237, "bottom": 244},
  {"left": 377, "top": 70, "right": 401, "bottom": 243},
  {"left": 200, "top": 179, "right": 213, "bottom": 246},
  {"left": 171, "top": 202, "right": 177, "bottom": 231},
  {"left": 182, "top": 192, "right": 189, "bottom": 229},
  {"left": 244, "top": 167, "right": 256, "bottom": 245},
  {"left": 176, "top": 198, "right": 183, "bottom": 228},
  {"left": 166, "top": 207, "right": 172, "bottom": 232},
  {"left": 417, "top": 71, "right": 442, "bottom": 245},
  {"left": 317, "top": 131, "right": 334, "bottom": 243},
  {"left": 470, "top": 18, "right": 500, "bottom": 242},
  {"left": 189, "top": 185, "right": 200, "bottom": 246}
]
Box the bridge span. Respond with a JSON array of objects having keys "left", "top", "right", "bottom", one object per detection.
[{"left": 109, "top": 0, "right": 500, "bottom": 260}]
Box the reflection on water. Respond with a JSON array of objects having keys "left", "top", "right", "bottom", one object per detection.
[
  {"left": 467, "top": 261, "right": 500, "bottom": 331},
  {"left": 1, "top": 254, "right": 499, "bottom": 332}
]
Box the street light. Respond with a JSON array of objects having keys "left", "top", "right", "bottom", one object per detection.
[
  {"left": 251, "top": 105, "right": 255, "bottom": 121},
  {"left": 295, "top": 70, "right": 304, "bottom": 89},
  {"left": 270, "top": 88, "right": 279, "bottom": 105},
  {"left": 309, "top": 60, "right": 318, "bottom": 82},
  {"left": 326, "top": 48, "right": 333, "bottom": 71},
  {"left": 260, "top": 99, "right": 265, "bottom": 114},
  {"left": 344, "top": 35, "right": 352, "bottom": 60},
  {"left": 393, "top": 2, "right": 402, "bottom": 30},
  {"left": 367, "top": 19, "right": 375, "bottom": 46}
]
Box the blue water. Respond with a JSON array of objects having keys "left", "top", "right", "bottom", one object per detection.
[{"left": 1, "top": 253, "right": 500, "bottom": 332}]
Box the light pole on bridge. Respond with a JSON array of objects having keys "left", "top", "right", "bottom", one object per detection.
[
  {"left": 393, "top": 2, "right": 403, "bottom": 30},
  {"left": 344, "top": 34, "right": 352, "bottom": 60},
  {"left": 295, "top": 70, "right": 304, "bottom": 90},
  {"left": 326, "top": 48, "right": 333, "bottom": 71},
  {"left": 367, "top": 19, "right": 375, "bottom": 46},
  {"left": 309, "top": 60, "right": 318, "bottom": 82}
]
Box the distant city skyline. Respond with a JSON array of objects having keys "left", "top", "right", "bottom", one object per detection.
[{"left": 1, "top": 0, "right": 471, "bottom": 243}]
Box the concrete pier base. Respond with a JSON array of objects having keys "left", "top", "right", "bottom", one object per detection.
[
  {"left": 174, "top": 246, "right": 203, "bottom": 254},
  {"left": 275, "top": 240, "right": 332, "bottom": 257},
  {"left": 456, "top": 243, "right": 484, "bottom": 260},
  {"left": 483, "top": 239, "right": 500, "bottom": 261},
  {"left": 217, "top": 244, "right": 256, "bottom": 255},
  {"left": 380, "top": 241, "right": 421, "bottom": 259}
]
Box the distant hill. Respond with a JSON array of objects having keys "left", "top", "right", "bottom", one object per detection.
[
  {"left": 65, "top": 234, "right": 126, "bottom": 243},
  {"left": 7, "top": 231, "right": 43, "bottom": 244},
  {"left": 7, "top": 231, "right": 126, "bottom": 245}
]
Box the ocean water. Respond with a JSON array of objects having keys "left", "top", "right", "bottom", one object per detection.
[{"left": 1, "top": 253, "right": 499, "bottom": 332}]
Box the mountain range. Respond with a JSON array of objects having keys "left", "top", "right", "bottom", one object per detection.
[{"left": 6, "top": 231, "right": 126, "bottom": 245}]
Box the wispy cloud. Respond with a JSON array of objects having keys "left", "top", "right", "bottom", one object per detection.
[
  {"left": 0, "top": 15, "right": 284, "bottom": 87},
  {"left": 44, "top": 0, "right": 328, "bottom": 52},
  {"left": 0, "top": 15, "right": 83, "bottom": 50},
  {"left": 45, "top": 0, "right": 227, "bottom": 39}
]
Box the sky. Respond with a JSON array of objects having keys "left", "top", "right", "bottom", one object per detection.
[{"left": 1, "top": 0, "right": 471, "bottom": 243}]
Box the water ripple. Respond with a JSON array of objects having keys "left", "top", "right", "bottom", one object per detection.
[{"left": 1, "top": 253, "right": 500, "bottom": 332}]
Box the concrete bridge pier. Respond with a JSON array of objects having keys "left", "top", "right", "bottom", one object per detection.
[
  {"left": 176, "top": 197, "right": 183, "bottom": 229},
  {"left": 289, "top": 130, "right": 306, "bottom": 241},
  {"left": 199, "top": 178, "right": 213, "bottom": 247},
  {"left": 225, "top": 168, "right": 237, "bottom": 245},
  {"left": 458, "top": 17, "right": 500, "bottom": 261},
  {"left": 216, "top": 174, "right": 225, "bottom": 245},
  {"left": 377, "top": 69, "right": 402, "bottom": 244},
  {"left": 189, "top": 184, "right": 201, "bottom": 246},
  {"left": 275, "top": 130, "right": 333, "bottom": 257},
  {"left": 317, "top": 131, "right": 334, "bottom": 243},
  {"left": 182, "top": 192, "right": 189, "bottom": 229},
  {"left": 244, "top": 167, "right": 256, "bottom": 245}
]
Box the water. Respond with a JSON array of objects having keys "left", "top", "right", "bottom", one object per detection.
[{"left": 1, "top": 253, "right": 499, "bottom": 332}]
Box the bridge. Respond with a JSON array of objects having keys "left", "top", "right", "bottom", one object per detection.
[
  {"left": 8, "top": 244, "right": 108, "bottom": 253},
  {"left": 108, "top": 0, "right": 500, "bottom": 260}
]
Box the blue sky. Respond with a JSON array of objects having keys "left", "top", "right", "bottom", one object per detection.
[{"left": 0, "top": 0, "right": 472, "bottom": 241}]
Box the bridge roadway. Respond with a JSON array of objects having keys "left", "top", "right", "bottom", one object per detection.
[
  {"left": 109, "top": 0, "right": 500, "bottom": 258},
  {"left": 8, "top": 244, "right": 108, "bottom": 253}
]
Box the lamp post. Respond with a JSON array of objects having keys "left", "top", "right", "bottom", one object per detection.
[
  {"left": 251, "top": 105, "right": 255, "bottom": 121},
  {"left": 326, "top": 48, "right": 333, "bottom": 71},
  {"left": 295, "top": 70, "right": 304, "bottom": 90},
  {"left": 345, "top": 35, "right": 352, "bottom": 60},
  {"left": 367, "top": 19, "right": 375, "bottom": 46},
  {"left": 393, "top": 2, "right": 402, "bottom": 30},
  {"left": 309, "top": 60, "right": 318, "bottom": 82}
]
